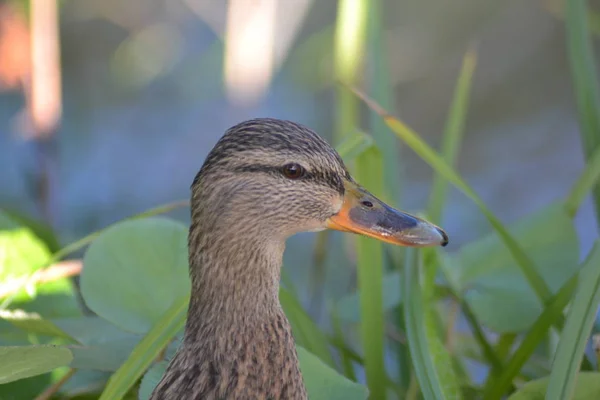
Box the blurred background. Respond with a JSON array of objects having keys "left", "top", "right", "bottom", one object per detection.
[{"left": 0, "top": 0, "right": 596, "bottom": 288}]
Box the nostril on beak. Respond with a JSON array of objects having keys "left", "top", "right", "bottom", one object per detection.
[{"left": 438, "top": 228, "right": 449, "bottom": 247}]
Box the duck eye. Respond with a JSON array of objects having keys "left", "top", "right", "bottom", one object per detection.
[{"left": 282, "top": 163, "right": 305, "bottom": 179}]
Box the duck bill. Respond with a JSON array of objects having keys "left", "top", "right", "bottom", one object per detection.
[{"left": 326, "top": 180, "right": 448, "bottom": 247}]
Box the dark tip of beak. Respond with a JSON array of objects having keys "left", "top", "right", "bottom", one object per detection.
[{"left": 438, "top": 228, "right": 449, "bottom": 247}]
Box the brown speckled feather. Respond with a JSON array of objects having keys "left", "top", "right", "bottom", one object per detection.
[{"left": 150, "top": 119, "right": 350, "bottom": 400}]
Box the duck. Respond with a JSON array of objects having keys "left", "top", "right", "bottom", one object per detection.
[{"left": 149, "top": 118, "right": 448, "bottom": 400}]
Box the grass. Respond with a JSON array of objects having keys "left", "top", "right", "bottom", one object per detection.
[
  {"left": 3, "top": 2, "right": 600, "bottom": 400},
  {"left": 547, "top": 243, "right": 600, "bottom": 400},
  {"left": 355, "top": 146, "right": 387, "bottom": 400},
  {"left": 566, "top": 0, "right": 600, "bottom": 225}
]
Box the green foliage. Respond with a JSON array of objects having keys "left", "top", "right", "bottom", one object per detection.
[
  {"left": 280, "top": 288, "right": 336, "bottom": 367},
  {"left": 443, "top": 203, "right": 579, "bottom": 333},
  {"left": 427, "top": 46, "right": 477, "bottom": 225},
  {"left": 566, "top": 0, "right": 600, "bottom": 224},
  {"left": 0, "top": 211, "right": 80, "bottom": 318},
  {"left": 336, "top": 270, "right": 401, "bottom": 323},
  {"left": 138, "top": 361, "right": 168, "bottom": 400},
  {"left": 403, "top": 249, "right": 454, "bottom": 400},
  {"left": 3, "top": 3, "right": 600, "bottom": 399},
  {"left": 355, "top": 146, "right": 387, "bottom": 400},
  {"left": 98, "top": 296, "right": 187, "bottom": 400},
  {"left": 0, "top": 345, "right": 72, "bottom": 384},
  {"left": 297, "top": 346, "right": 369, "bottom": 400},
  {"left": 482, "top": 274, "right": 578, "bottom": 399},
  {"left": 547, "top": 242, "right": 600, "bottom": 400},
  {"left": 508, "top": 372, "right": 600, "bottom": 400},
  {"left": 0, "top": 309, "right": 75, "bottom": 340},
  {"left": 0, "top": 214, "right": 367, "bottom": 398},
  {"left": 81, "top": 218, "right": 190, "bottom": 334}
]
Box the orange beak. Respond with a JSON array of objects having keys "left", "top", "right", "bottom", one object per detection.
[{"left": 326, "top": 179, "right": 448, "bottom": 247}]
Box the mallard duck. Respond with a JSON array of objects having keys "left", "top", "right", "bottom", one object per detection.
[{"left": 150, "top": 118, "right": 448, "bottom": 400}]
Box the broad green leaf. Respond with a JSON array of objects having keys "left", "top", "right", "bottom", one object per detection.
[
  {"left": 99, "top": 295, "right": 188, "bottom": 400},
  {"left": 9, "top": 279, "right": 81, "bottom": 319},
  {"left": 404, "top": 249, "right": 446, "bottom": 400},
  {"left": 59, "top": 370, "right": 110, "bottom": 398},
  {"left": 70, "top": 336, "right": 142, "bottom": 371},
  {"left": 0, "top": 228, "right": 52, "bottom": 301},
  {"left": 442, "top": 204, "right": 578, "bottom": 333},
  {"left": 0, "top": 319, "right": 33, "bottom": 345},
  {"left": 81, "top": 218, "right": 190, "bottom": 334},
  {"left": 454, "top": 291, "right": 506, "bottom": 378},
  {"left": 138, "top": 361, "right": 168, "bottom": 400},
  {"left": 0, "top": 219, "right": 80, "bottom": 317},
  {"left": 298, "top": 346, "right": 369, "bottom": 400},
  {"left": 0, "top": 309, "right": 74, "bottom": 340},
  {"left": 0, "top": 345, "right": 72, "bottom": 384},
  {"left": 53, "top": 316, "right": 135, "bottom": 346},
  {"left": 0, "top": 208, "right": 60, "bottom": 253},
  {"left": 508, "top": 372, "right": 600, "bottom": 400},
  {"left": 547, "top": 242, "right": 600, "bottom": 400},
  {"left": 280, "top": 288, "right": 335, "bottom": 367},
  {"left": 336, "top": 271, "right": 401, "bottom": 323},
  {"left": 138, "top": 347, "right": 369, "bottom": 400},
  {"left": 0, "top": 374, "right": 53, "bottom": 400}
]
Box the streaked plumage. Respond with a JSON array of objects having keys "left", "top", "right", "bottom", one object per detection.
[{"left": 150, "top": 118, "right": 448, "bottom": 400}]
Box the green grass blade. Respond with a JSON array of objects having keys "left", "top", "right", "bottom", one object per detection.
[
  {"left": 333, "top": 0, "right": 367, "bottom": 145},
  {"left": 417, "top": 52, "right": 477, "bottom": 400},
  {"left": 565, "top": 145, "right": 600, "bottom": 217},
  {"left": 355, "top": 146, "right": 386, "bottom": 400},
  {"left": 483, "top": 276, "right": 579, "bottom": 400},
  {"left": 546, "top": 242, "right": 600, "bottom": 400},
  {"left": 349, "top": 87, "right": 554, "bottom": 308},
  {"left": 279, "top": 288, "right": 335, "bottom": 368},
  {"left": 365, "top": 1, "right": 409, "bottom": 388},
  {"left": 423, "top": 308, "right": 463, "bottom": 399},
  {"left": 427, "top": 47, "right": 477, "bottom": 225},
  {"left": 566, "top": 0, "right": 600, "bottom": 224},
  {"left": 366, "top": 0, "right": 401, "bottom": 205},
  {"left": 98, "top": 295, "right": 188, "bottom": 400},
  {"left": 403, "top": 248, "right": 445, "bottom": 400},
  {"left": 495, "top": 333, "right": 517, "bottom": 361},
  {"left": 335, "top": 130, "right": 375, "bottom": 161}
]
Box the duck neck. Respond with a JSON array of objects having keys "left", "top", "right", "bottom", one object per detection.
[
  {"left": 184, "top": 221, "right": 287, "bottom": 341},
  {"left": 153, "top": 223, "right": 307, "bottom": 399}
]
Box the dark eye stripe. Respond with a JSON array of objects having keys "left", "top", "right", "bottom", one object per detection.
[{"left": 231, "top": 164, "right": 344, "bottom": 194}]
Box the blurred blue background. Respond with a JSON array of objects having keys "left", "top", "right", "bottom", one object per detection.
[{"left": 0, "top": 0, "right": 595, "bottom": 262}]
